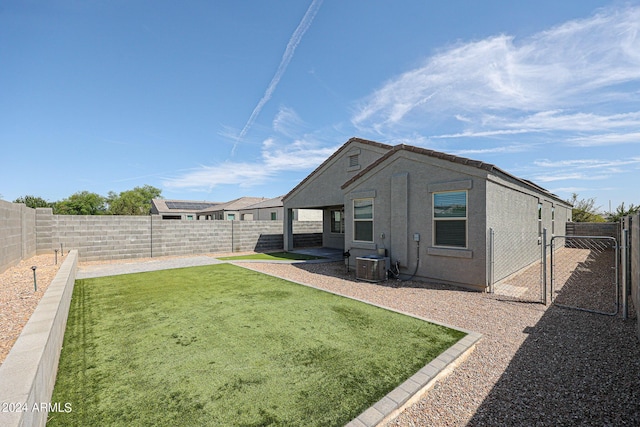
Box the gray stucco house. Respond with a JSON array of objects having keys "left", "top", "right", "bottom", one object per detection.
[{"left": 283, "top": 137, "right": 571, "bottom": 290}]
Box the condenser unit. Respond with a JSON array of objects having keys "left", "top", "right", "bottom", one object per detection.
[{"left": 356, "top": 255, "right": 390, "bottom": 282}]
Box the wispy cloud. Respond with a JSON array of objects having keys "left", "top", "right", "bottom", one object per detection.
[
  {"left": 232, "top": 0, "right": 323, "bottom": 154},
  {"left": 433, "top": 111, "right": 640, "bottom": 139},
  {"left": 448, "top": 143, "right": 540, "bottom": 156},
  {"left": 272, "top": 106, "right": 306, "bottom": 138},
  {"left": 352, "top": 6, "right": 640, "bottom": 140},
  {"left": 164, "top": 134, "right": 337, "bottom": 191},
  {"left": 528, "top": 156, "right": 640, "bottom": 184},
  {"left": 566, "top": 131, "right": 640, "bottom": 146},
  {"left": 532, "top": 172, "right": 612, "bottom": 183},
  {"left": 533, "top": 158, "right": 640, "bottom": 169}
]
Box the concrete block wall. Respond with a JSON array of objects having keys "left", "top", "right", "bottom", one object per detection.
[
  {"left": 0, "top": 200, "right": 36, "bottom": 274},
  {"left": 35, "top": 208, "right": 54, "bottom": 254},
  {"left": 28, "top": 209, "right": 322, "bottom": 262},
  {"left": 292, "top": 221, "right": 323, "bottom": 248},
  {"left": 565, "top": 222, "right": 619, "bottom": 239},
  {"left": 232, "top": 220, "right": 284, "bottom": 252},
  {"left": 0, "top": 250, "right": 78, "bottom": 427},
  {"left": 49, "top": 214, "right": 152, "bottom": 262},
  {"left": 152, "top": 219, "right": 233, "bottom": 256}
]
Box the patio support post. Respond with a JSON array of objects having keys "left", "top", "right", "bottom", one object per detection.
[{"left": 283, "top": 208, "right": 294, "bottom": 251}]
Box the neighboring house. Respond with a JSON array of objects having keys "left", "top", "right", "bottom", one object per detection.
[
  {"left": 198, "top": 197, "right": 267, "bottom": 220},
  {"left": 239, "top": 196, "right": 323, "bottom": 221},
  {"left": 151, "top": 199, "right": 219, "bottom": 220},
  {"left": 283, "top": 137, "right": 572, "bottom": 290}
]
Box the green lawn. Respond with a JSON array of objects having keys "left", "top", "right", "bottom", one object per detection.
[
  {"left": 50, "top": 264, "right": 465, "bottom": 426},
  {"left": 217, "top": 251, "right": 324, "bottom": 261}
]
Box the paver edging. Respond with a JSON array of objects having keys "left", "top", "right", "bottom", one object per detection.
[{"left": 355, "top": 334, "right": 480, "bottom": 427}]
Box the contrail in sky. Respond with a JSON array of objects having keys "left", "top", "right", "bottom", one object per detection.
[{"left": 232, "top": 0, "right": 323, "bottom": 155}]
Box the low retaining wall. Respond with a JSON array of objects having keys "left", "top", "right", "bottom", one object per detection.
[{"left": 0, "top": 250, "right": 78, "bottom": 427}]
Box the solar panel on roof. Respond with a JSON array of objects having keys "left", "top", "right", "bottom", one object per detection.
[{"left": 165, "top": 201, "right": 217, "bottom": 210}]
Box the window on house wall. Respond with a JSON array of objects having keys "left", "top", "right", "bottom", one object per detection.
[
  {"left": 353, "top": 198, "right": 373, "bottom": 242},
  {"left": 433, "top": 191, "right": 467, "bottom": 247},
  {"left": 270, "top": 212, "right": 277, "bottom": 220},
  {"left": 162, "top": 215, "right": 181, "bottom": 220},
  {"left": 186, "top": 215, "right": 194, "bottom": 220},
  {"left": 330, "top": 209, "right": 345, "bottom": 234}
]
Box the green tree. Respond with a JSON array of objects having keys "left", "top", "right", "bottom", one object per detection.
[
  {"left": 568, "top": 193, "right": 606, "bottom": 222},
  {"left": 107, "top": 185, "right": 162, "bottom": 215},
  {"left": 13, "top": 195, "right": 51, "bottom": 208},
  {"left": 607, "top": 202, "right": 640, "bottom": 222},
  {"left": 54, "top": 191, "right": 107, "bottom": 215}
]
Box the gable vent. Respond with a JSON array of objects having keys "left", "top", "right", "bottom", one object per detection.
[{"left": 348, "top": 154, "right": 359, "bottom": 167}]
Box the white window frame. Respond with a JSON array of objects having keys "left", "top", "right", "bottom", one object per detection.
[
  {"left": 353, "top": 198, "right": 374, "bottom": 242},
  {"left": 432, "top": 190, "right": 468, "bottom": 248}
]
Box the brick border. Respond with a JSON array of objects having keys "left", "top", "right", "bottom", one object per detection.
[{"left": 346, "top": 332, "right": 481, "bottom": 426}]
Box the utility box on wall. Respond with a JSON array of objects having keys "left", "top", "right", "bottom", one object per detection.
[{"left": 356, "top": 255, "right": 389, "bottom": 282}]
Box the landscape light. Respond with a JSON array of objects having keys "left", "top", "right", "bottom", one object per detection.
[{"left": 31, "top": 266, "right": 37, "bottom": 292}]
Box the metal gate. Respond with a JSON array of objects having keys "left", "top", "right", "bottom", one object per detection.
[
  {"left": 487, "top": 229, "right": 546, "bottom": 304},
  {"left": 549, "top": 235, "right": 619, "bottom": 316}
]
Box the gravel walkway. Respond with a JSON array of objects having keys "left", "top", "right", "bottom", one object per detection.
[{"left": 77, "top": 255, "right": 224, "bottom": 279}]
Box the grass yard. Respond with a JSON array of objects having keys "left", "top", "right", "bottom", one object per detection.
[
  {"left": 217, "top": 251, "right": 325, "bottom": 261},
  {"left": 50, "top": 264, "right": 465, "bottom": 426}
]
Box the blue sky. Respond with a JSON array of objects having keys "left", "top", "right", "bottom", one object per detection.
[{"left": 2, "top": 0, "right": 639, "bottom": 213}]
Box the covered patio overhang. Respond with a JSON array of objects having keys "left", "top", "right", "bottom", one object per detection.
[{"left": 283, "top": 204, "right": 345, "bottom": 252}]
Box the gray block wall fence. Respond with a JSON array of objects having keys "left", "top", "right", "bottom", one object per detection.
[
  {"left": 0, "top": 200, "right": 36, "bottom": 273},
  {"left": 565, "top": 222, "right": 619, "bottom": 238},
  {"left": 0, "top": 205, "right": 322, "bottom": 271}
]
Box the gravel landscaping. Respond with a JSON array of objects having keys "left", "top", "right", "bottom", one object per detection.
[
  {"left": 240, "top": 260, "right": 640, "bottom": 426},
  {"left": 0, "top": 253, "right": 61, "bottom": 365},
  {"left": 2, "top": 253, "right": 639, "bottom": 425}
]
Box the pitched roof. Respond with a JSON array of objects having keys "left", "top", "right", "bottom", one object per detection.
[
  {"left": 282, "top": 137, "right": 393, "bottom": 202},
  {"left": 151, "top": 199, "right": 219, "bottom": 213},
  {"left": 341, "top": 143, "right": 567, "bottom": 204},
  {"left": 241, "top": 196, "right": 284, "bottom": 210},
  {"left": 197, "top": 197, "right": 267, "bottom": 213}
]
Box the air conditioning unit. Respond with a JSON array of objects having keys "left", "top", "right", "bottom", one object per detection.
[{"left": 356, "top": 255, "right": 390, "bottom": 282}]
